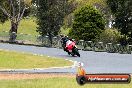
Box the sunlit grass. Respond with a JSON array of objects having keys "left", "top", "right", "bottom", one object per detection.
[
  {"left": 0, "top": 17, "right": 38, "bottom": 35},
  {"left": 0, "top": 77, "right": 131, "bottom": 88},
  {"left": 0, "top": 50, "right": 72, "bottom": 69}
]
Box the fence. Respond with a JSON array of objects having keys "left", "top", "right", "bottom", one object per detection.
[{"left": 0, "top": 31, "right": 132, "bottom": 54}]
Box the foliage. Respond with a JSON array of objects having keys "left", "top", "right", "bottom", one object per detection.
[
  {"left": 96, "top": 28, "right": 121, "bottom": 44},
  {"left": 0, "top": 10, "right": 8, "bottom": 23},
  {"left": 97, "top": 28, "right": 131, "bottom": 45},
  {"left": 0, "top": 0, "right": 9, "bottom": 23},
  {"left": 60, "top": 27, "right": 71, "bottom": 35},
  {"left": 0, "top": 0, "right": 32, "bottom": 42},
  {"left": 107, "top": 0, "right": 132, "bottom": 38},
  {"left": 0, "top": 0, "right": 32, "bottom": 23},
  {"left": 69, "top": 5, "right": 105, "bottom": 41},
  {"left": 119, "top": 34, "right": 129, "bottom": 46},
  {"left": 76, "top": 0, "right": 106, "bottom": 6},
  {"left": 62, "top": 0, "right": 110, "bottom": 35},
  {"left": 36, "top": 0, "right": 70, "bottom": 45}
]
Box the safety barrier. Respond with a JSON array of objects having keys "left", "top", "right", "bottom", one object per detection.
[{"left": 0, "top": 31, "right": 131, "bottom": 54}]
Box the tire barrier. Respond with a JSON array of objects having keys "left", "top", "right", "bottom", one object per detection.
[
  {"left": 94, "top": 42, "right": 105, "bottom": 52},
  {"left": 0, "top": 32, "right": 131, "bottom": 54},
  {"left": 83, "top": 41, "right": 94, "bottom": 51},
  {"left": 76, "top": 40, "right": 84, "bottom": 50}
]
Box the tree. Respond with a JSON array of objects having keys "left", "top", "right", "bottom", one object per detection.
[
  {"left": 107, "top": 0, "right": 132, "bottom": 38},
  {"left": 36, "top": 0, "right": 70, "bottom": 45},
  {"left": 97, "top": 28, "right": 121, "bottom": 44},
  {"left": 69, "top": 5, "right": 105, "bottom": 41},
  {"left": 0, "top": 0, "right": 31, "bottom": 42}
]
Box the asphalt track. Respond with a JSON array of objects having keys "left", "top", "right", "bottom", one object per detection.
[{"left": 0, "top": 43, "right": 132, "bottom": 73}]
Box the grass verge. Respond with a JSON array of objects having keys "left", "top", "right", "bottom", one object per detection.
[
  {"left": 0, "top": 50, "right": 72, "bottom": 69},
  {"left": 0, "top": 17, "right": 38, "bottom": 35},
  {"left": 0, "top": 77, "right": 131, "bottom": 88}
]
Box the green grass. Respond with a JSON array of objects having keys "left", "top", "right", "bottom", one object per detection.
[
  {"left": 0, "top": 17, "right": 38, "bottom": 35},
  {"left": 0, "top": 50, "right": 72, "bottom": 69},
  {"left": 0, "top": 78, "right": 131, "bottom": 88},
  {"left": 0, "top": 17, "right": 38, "bottom": 42}
]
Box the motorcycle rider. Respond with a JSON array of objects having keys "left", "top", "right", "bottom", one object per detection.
[
  {"left": 66, "top": 39, "right": 72, "bottom": 46},
  {"left": 65, "top": 38, "right": 76, "bottom": 55},
  {"left": 66, "top": 38, "right": 75, "bottom": 46},
  {"left": 61, "top": 35, "right": 69, "bottom": 51}
]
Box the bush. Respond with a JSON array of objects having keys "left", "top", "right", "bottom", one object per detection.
[
  {"left": 59, "top": 27, "right": 71, "bottom": 36},
  {"left": 119, "top": 35, "right": 129, "bottom": 46},
  {"left": 96, "top": 28, "right": 121, "bottom": 44},
  {"left": 68, "top": 5, "right": 105, "bottom": 41}
]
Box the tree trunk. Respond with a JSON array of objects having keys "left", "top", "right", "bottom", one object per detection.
[
  {"left": 9, "top": 22, "right": 18, "bottom": 43},
  {"left": 48, "top": 33, "right": 53, "bottom": 47}
]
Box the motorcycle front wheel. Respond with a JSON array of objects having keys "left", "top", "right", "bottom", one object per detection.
[{"left": 73, "top": 47, "right": 80, "bottom": 57}]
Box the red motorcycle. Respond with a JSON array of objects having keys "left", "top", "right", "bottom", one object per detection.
[{"left": 65, "top": 40, "right": 80, "bottom": 57}]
